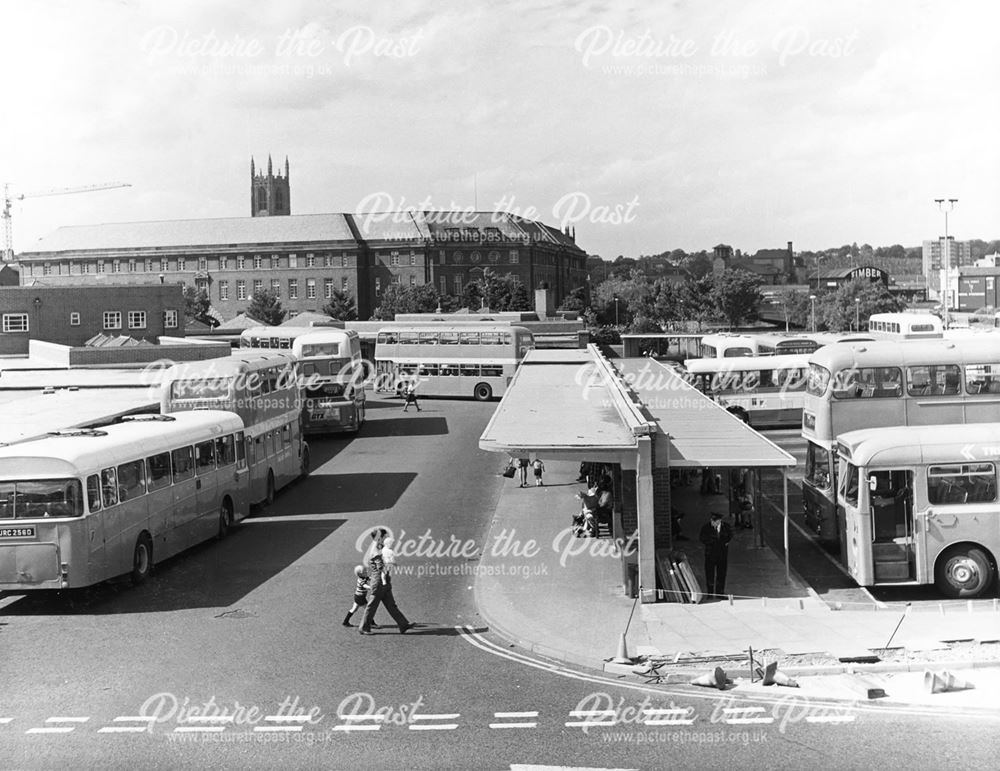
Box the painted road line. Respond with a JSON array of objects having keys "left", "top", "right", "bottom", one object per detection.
[
  {"left": 643, "top": 708, "right": 696, "bottom": 726},
  {"left": 489, "top": 722, "right": 538, "bottom": 729},
  {"left": 26, "top": 727, "right": 75, "bottom": 734},
  {"left": 0, "top": 718, "right": 13, "bottom": 724},
  {"left": 569, "top": 710, "right": 616, "bottom": 718},
  {"left": 45, "top": 717, "right": 90, "bottom": 723},
  {"left": 339, "top": 714, "right": 385, "bottom": 722},
  {"left": 723, "top": 708, "right": 765, "bottom": 714},
  {"left": 408, "top": 724, "right": 459, "bottom": 731},
  {"left": 253, "top": 725, "right": 304, "bottom": 732},
  {"left": 98, "top": 726, "right": 151, "bottom": 733},
  {"left": 806, "top": 715, "right": 857, "bottom": 724},
  {"left": 173, "top": 726, "right": 226, "bottom": 733},
  {"left": 494, "top": 712, "right": 539, "bottom": 718},
  {"left": 182, "top": 715, "right": 234, "bottom": 723},
  {"left": 412, "top": 714, "right": 461, "bottom": 721},
  {"left": 331, "top": 724, "right": 381, "bottom": 732},
  {"left": 114, "top": 716, "right": 157, "bottom": 723},
  {"left": 263, "top": 715, "right": 314, "bottom": 723}
]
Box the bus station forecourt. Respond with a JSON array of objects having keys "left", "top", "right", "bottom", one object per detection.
[{"left": 477, "top": 346, "right": 1000, "bottom": 709}]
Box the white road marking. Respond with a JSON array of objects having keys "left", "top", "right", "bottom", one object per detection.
[
  {"left": 26, "top": 727, "right": 75, "bottom": 734},
  {"left": 182, "top": 715, "right": 234, "bottom": 723},
  {"left": 45, "top": 717, "right": 89, "bottom": 723},
  {"left": 412, "top": 713, "right": 460, "bottom": 720},
  {"left": 114, "top": 716, "right": 156, "bottom": 722},
  {"left": 565, "top": 720, "right": 616, "bottom": 728},
  {"left": 253, "top": 725, "right": 303, "bottom": 732},
  {"left": 724, "top": 717, "right": 774, "bottom": 724},
  {"left": 98, "top": 726, "right": 150, "bottom": 733},
  {"left": 723, "top": 707, "right": 765, "bottom": 714},
  {"left": 489, "top": 722, "right": 538, "bottom": 729},
  {"left": 569, "top": 710, "right": 616, "bottom": 717},
  {"left": 408, "top": 723, "right": 458, "bottom": 731},
  {"left": 174, "top": 726, "right": 226, "bottom": 733},
  {"left": 339, "top": 714, "right": 385, "bottom": 722},
  {"left": 495, "top": 711, "right": 539, "bottom": 718},
  {"left": 331, "top": 724, "right": 381, "bottom": 732},
  {"left": 264, "top": 715, "right": 313, "bottom": 722},
  {"left": 0, "top": 718, "right": 13, "bottom": 724},
  {"left": 806, "top": 715, "right": 857, "bottom": 724}
]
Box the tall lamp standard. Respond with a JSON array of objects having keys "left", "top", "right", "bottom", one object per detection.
[
  {"left": 809, "top": 294, "right": 816, "bottom": 333},
  {"left": 613, "top": 296, "right": 620, "bottom": 327},
  {"left": 854, "top": 297, "right": 861, "bottom": 331},
  {"left": 935, "top": 198, "right": 958, "bottom": 329}
]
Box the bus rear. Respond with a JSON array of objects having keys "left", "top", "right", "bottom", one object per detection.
[{"left": 303, "top": 380, "right": 365, "bottom": 435}]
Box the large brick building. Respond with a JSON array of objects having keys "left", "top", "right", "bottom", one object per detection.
[{"left": 16, "top": 159, "right": 589, "bottom": 321}]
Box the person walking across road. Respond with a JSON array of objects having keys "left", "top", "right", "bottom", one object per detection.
[
  {"left": 343, "top": 565, "right": 377, "bottom": 627},
  {"left": 531, "top": 458, "right": 545, "bottom": 486},
  {"left": 401, "top": 382, "right": 422, "bottom": 412},
  {"left": 359, "top": 552, "right": 414, "bottom": 635},
  {"left": 699, "top": 511, "right": 733, "bottom": 598},
  {"left": 515, "top": 457, "right": 529, "bottom": 487}
]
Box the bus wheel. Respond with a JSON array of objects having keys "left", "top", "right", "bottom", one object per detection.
[
  {"left": 265, "top": 470, "right": 276, "bottom": 506},
  {"left": 218, "top": 500, "right": 234, "bottom": 539},
  {"left": 935, "top": 545, "right": 995, "bottom": 598},
  {"left": 131, "top": 534, "right": 153, "bottom": 585},
  {"left": 474, "top": 383, "right": 493, "bottom": 401}
]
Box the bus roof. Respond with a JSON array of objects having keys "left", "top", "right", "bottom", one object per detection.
[
  {"left": 376, "top": 323, "right": 532, "bottom": 334},
  {"left": 683, "top": 354, "right": 811, "bottom": 373},
  {"left": 241, "top": 326, "right": 356, "bottom": 340},
  {"left": 164, "top": 351, "right": 296, "bottom": 377},
  {"left": 0, "top": 410, "right": 244, "bottom": 476},
  {"left": 807, "top": 336, "right": 1000, "bottom": 370},
  {"left": 837, "top": 423, "right": 1000, "bottom": 467}
]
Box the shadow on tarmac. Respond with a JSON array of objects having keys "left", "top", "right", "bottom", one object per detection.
[
  {"left": 0, "top": 518, "right": 346, "bottom": 615},
  {"left": 359, "top": 416, "right": 449, "bottom": 438},
  {"left": 279, "top": 472, "right": 418, "bottom": 515}
]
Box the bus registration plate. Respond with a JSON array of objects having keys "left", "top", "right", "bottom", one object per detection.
[
  {"left": 310, "top": 412, "right": 326, "bottom": 421},
  {"left": 0, "top": 526, "right": 36, "bottom": 538}
]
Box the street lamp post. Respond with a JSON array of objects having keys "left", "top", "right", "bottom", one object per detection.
[
  {"left": 854, "top": 297, "right": 861, "bottom": 331},
  {"left": 613, "top": 296, "right": 620, "bottom": 327},
  {"left": 809, "top": 294, "right": 816, "bottom": 333},
  {"left": 935, "top": 198, "right": 958, "bottom": 329}
]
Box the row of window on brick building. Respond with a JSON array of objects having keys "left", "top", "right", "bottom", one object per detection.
[
  {"left": 2, "top": 310, "right": 178, "bottom": 334},
  {"left": 27, "top": 249, "right": 529, "bottom": 277}
]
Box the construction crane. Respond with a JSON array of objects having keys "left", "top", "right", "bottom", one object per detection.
[{"left": 2, "top": 181, "right": 132, "bottom": 261}]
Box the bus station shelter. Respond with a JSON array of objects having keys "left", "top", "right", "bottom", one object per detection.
[{"left": 479, "top": 347, "right": 796, "bottom": 603}]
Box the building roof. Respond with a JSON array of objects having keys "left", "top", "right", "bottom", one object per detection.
[
  {"left": 280, "top": 311, "right": 342, "bottom": 327},
  {"left": 22, "top": 213, "right": 357, "bottom": 255},
  {"left": 214, "top": 312, "right": 261, "bottom": 331}
]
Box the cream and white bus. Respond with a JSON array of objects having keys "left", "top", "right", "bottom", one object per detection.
[
  {"left": 374, "top": 323, "right": 534, "bottom": 401},
  {"left": 161, "top": 352, "right": 308, "bottom": 505},
  {"left": 0, "top": 411, "right": 249, "bottom": 591},
  {"left": 683, "top": 354, "right": 810, "bottom": 428},
  {"left": 837, "top": 422, "right": 999, "bottom": 598},
  {"left": 240, "top": 326, "right": 365, "bottom": 435}
]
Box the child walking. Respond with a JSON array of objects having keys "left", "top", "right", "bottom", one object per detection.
[
  {"left": 532, "top": 458, "right": 545, "bottom": 486},
  {"left": 342, "top": 564, "right": 378, "bottom": 627}
]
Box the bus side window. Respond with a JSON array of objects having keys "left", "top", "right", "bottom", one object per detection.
[
  {"left": 236, "top": 432, "right": 247, "bottom": 468},
  {"left": 117, "top": 460, "right": 146, "bottom": 501},
  {"left": 282, "top": 424, "right": 292, "bottom": 446},
  {"left": 87, "top": 474, "right": 102, "bottom": 512},
  {"left": 172, "top": 446, "right": 194, "bottom": 482},
  {"left": 101, "top": 467, "right": 119, "bottom": 508},
  {"left": 195, "top": 440, "right": 216, "bottom": 474},
  {"left": 146, "top": 452, "right": 172, "bottom": 491},
  {"left": 216, "top": 435, "right": 236, "bottom": 467}
]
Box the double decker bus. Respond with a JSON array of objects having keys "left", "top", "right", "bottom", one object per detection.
[
  {"left": 160, "top": 352, "right": 308, "bottom": 505},
  {"left": 374, "top": 323, "right": 534, "bottom": 401},
  {"left": 683, "top": 354, "right": 810, "bottom": 428},
  {"left": 802, "top": 337, "right": 1000, "bottom": 549},
  {"left": 837, "top": 423, "right": 999, "bottom": 598},
  {"left": 240, "top": 327, "right": 365, "bottom": 435},
  {"left": 0, "top": 411, "right": 249, "bottom": 591}
]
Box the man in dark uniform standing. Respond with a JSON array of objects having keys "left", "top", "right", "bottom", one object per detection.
[{"left": 699, "top": 511, "right": 733, "bottom": 598}]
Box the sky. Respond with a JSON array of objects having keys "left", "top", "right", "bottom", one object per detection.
[{"left": 1, "top": 0, "right": 996, "bottom": 260}]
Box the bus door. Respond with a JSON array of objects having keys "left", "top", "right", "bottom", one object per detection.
[
  {"left": 868, "top": 469, "right": 914, "bottom": 583},
  {"left": 194, "top": 439, "right": 219, "bottom": 542},
  {"left": 170, "top": 446, "right": 199, "bottom": 549},
  {"left": 85, "top": 474, "right": 107, "bottom": 576}
]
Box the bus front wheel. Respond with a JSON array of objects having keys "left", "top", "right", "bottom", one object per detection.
[
  {"left": 131, "top": 534, "right": 153, "bottom": 585},
  {"left": 474, "top": 383, "right": 493, "bottom": 401},
  {"left": 935, "top": 545, "right": 995, "bottom": 598}
]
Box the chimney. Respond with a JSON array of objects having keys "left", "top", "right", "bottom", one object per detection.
[{"left": 534, "top": 287, "right": 554, "bottom": 319}]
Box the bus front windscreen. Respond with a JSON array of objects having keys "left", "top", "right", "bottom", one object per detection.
[{"left": 0, "top": 479, "right": 84, "bottom": 519}]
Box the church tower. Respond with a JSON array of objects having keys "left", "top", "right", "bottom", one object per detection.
[{"left": 250, "top": 155, "right": 291, "bottom": 217}]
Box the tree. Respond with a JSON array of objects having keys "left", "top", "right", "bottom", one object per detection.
[
  {"left": 594, "top": 269, "right": 655, "bottom": 326},
  {"left": 709, "top": 269, "right": 763, "bottom": 328},
  {"left": 461, "top": 269, "right": 531, "bottom": 312},
  {"left": 558, "top": 286, "right": 589, "bottom": 313},
  {"left": 322, "top": 288, "right": 358, "bottom": 321},
  {"left": 182, "top": 284, "right": 216, "bottom": 327},
  {"left": 371, "top": 283, "right": 442, "bottom": 320},
  {"left": 821, "top": 278, "right": 902, "bottom": 332},
  {"left": 246, "top": 288, "right": 287, "bottom": 326}
]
